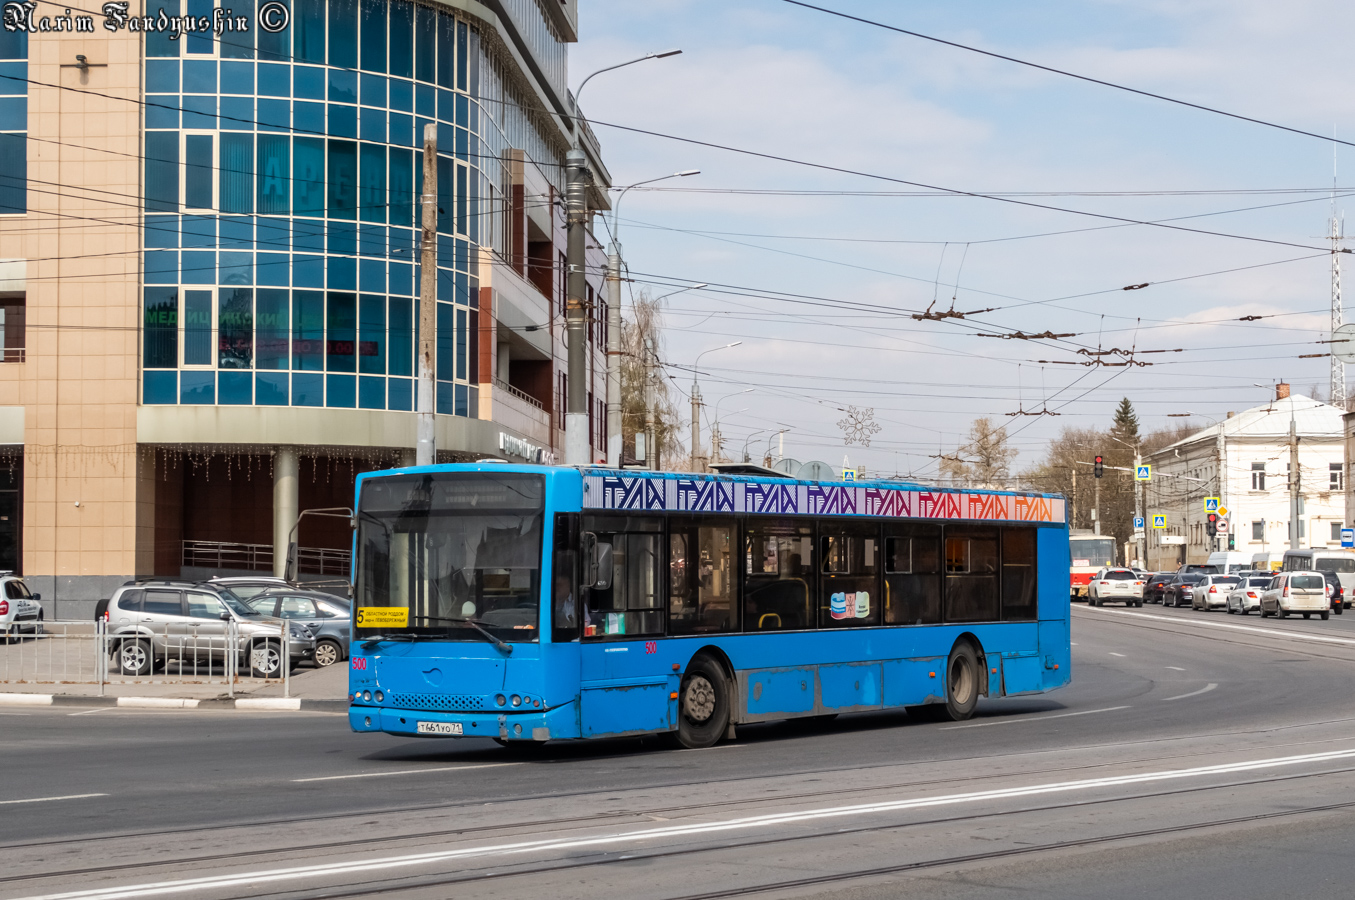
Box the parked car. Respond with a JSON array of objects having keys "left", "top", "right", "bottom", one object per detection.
[
  {"left": 1260, "top": 572, "right": 1329, "bottom": 620},
  {"left": 1165, "top": 572, "right": 1209, "bottom": 607},
  {"left": 102, "top": 580, "right": 316, "bottom": 676},
  {"left": 1088, "top": 568, "right": 1144, "bottom": 606},
  {"left": 1144, "top": 573, "right": 1175, "bottom": 604},
  {"left": 1226, "top": 574, "right": 1272, "bottom": 615},
  {"left": 200, "top": 576, "right": 290, "bottom": 602},
  {"left": 1192, "top": 574, "right": 1240, "bottom": 610},
  {"left": 1321, "top": 571, "right": 1345, "bottom": 615},
  {"left": 0, "top": 574, "right": 42, "bottom": 641},
  {"left": 246, "top": 589, "right": 350, "bottom": 667}
]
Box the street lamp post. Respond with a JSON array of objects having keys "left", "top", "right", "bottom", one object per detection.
[
  {"left": 711, "top": 389, "right": 753, "bottom": 465},
  {"left": 605, "top": 172, "right": 699, "bottom": 466},
  {"left": 741, "top": 429, "right": 767, "bottom": 464},
  {"left": 690, "top": 342, "right": 742, "bottom": 471},
  {"left": 1105, "top": 433, "right": 1144, "bottom": 569},
  {"left": 765, "top": 428, "right": 790, "bottom": 467},
  {"left": 566, "top": 50, "right": 682, "bottom": 467}
]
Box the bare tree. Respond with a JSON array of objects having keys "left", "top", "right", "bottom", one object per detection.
[
  {"left": 620, "top": 289, "right": 684, "bottom": 467},
  {"left": 945, "top": 418, "right": 1018, "bottom": 488}
]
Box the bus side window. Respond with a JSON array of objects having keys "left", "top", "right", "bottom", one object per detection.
[
  {"left": 551, "top": 513, "right": 579, "bottom": 642},
  {"left": 1001, "top": 527, "right": 1037, "bottom": 621},
  {"left": 945, "top": 527, "right": 1000, "bottom": 623},
  {"left": 743, "top": 519, "right": 814, "bottom": 631},
  {"left": 819, "top": 524, "right": 881, "bottom": 627},
  {"left": 884, "top": 525, "right": 941, "bottom": 625},
  {"left": 669, "top": 518, "right": 737, "bottom": 634},
  {"left": 584, "top": 532, "right": 663, "bottom": 638}
]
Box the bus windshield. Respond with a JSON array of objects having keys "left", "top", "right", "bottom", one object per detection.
[
  {"left": 1070, "top": 537, "right": 1115, "bottom": 567},
  {"left": 355, "top": 472, "right": 545, "bottom": 641}
]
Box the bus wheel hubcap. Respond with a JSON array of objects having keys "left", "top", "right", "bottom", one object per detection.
[
  {"left": 684, "top": 676, "right": 716, "bottom": 722},
  {"left": 951, "top": 658, "right": 974, "bottom": 705}
]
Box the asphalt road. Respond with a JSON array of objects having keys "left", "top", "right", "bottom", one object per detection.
[{"left": 4, "top": 601, "right": 1355, "bottom": 899}]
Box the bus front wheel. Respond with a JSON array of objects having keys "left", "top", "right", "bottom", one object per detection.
[{"left": 677, "top": 655, "right": 730, "bottom": 749}]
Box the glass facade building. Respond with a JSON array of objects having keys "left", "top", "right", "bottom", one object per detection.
[{"left": 137, "top": 0, "right": 554, "bottom": 416}]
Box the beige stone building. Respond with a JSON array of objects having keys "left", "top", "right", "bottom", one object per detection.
[{"left": 0, "top": 0, "right": 610, "bottom": 615}]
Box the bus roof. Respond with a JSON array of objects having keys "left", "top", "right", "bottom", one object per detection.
[{"left": 356, "top": 464, "right": 1067, "bottom": 526}]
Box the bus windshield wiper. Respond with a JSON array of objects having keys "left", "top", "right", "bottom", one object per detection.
[
  {"left": 409, "top": 614, "right": 513, "bottom": 656},
  {"left": 360, "top": 633, "right": 420, "bottom": 648}
]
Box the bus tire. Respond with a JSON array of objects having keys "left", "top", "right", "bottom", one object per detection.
[
  {"left": 677, "top": 655, "right": 730, "bottom": 749},
  {"left": 940, "top": 641, "right": 981, "bottom": 722}
]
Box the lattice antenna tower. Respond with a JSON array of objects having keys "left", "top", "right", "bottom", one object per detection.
[{"left": 1332, "top": 169, "right": 1346, "bottom": 409}]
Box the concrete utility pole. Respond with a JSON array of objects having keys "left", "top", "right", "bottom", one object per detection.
[
  {"left": 1290, "top": 413, "right": 1301, "bottom": 550},
  {"left": 605, "top": 247, "right": 622, "bottom": 466},
  {"left": 564, "top": 148, "right": 592, "bottom": 466},
  {"left": 644, "top": 336, "right": 657, "bottom": 470},
  {"left": 690, "top": 386, "right": 701, "bottom": 473},
  {"left": 416, "top": 124, "right": 437, "bottom": 467},
  {"left": 1216, "top": 425, "right": 1226, "bottom": 552}
]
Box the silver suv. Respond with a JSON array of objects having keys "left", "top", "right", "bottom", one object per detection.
[
  {"left": 101, "top": 581, "right": 315, "bottom": 677},
  {"left": 0, "top": 573, "right": 41, "bottom": 641}
]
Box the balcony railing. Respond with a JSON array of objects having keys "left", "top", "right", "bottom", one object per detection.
[
  {"left": 1, "top": 348, "right": 25, "bottom": 363},
  {"left": 182, "top": 540, "right": 351, "bottom": 576},
  {"left": 494, "top": 377, "right": 545, "bottom": 410}
]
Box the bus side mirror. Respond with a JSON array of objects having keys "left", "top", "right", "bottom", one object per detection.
[
  {"left": 582, "top": 532, "right": 613, "bottom": 590},
  {"left": 594, "top": 542, "right": 613, "bottom": 591},
  {"left": 284, "top": 541, "right": 298, "bottom": 582}
]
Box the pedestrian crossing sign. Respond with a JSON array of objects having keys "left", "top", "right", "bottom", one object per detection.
[
  {"left": 1152, "top": 514, "right": 1166, "bottom": 528},
  {"left": 1135, "top": 465, "right": 1151, "bottom": 481},
  {"left": 1204, "top": 497, "right": 1220, "bottom": 512}
]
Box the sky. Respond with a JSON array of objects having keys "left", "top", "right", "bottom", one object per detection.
[{"left": 570, "top": 0, "right": 1355, "bottom": 479}]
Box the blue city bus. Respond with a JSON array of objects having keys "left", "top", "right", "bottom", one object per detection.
[{"left": 348, "top": 464, "right": 1070, "bottom": 748}]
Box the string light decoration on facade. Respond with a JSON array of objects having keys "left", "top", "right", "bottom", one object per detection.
[{"left": 837, "top": 406, "right": 882, "bottom": 447}]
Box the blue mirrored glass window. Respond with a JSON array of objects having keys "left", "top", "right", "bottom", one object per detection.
[
  {"left": 388, "top": 297, "right": 412, "bottom": 376},
  {"left": 296, "top": 0, "right": 326, "bottom": 64},
  {"left": 183, "top": 290, "right": 213, "bottom": 365},
  {"left": 292, "top": 373, "right": 324, "bottom": 406},
  {"left": 326, "top": 291, "right": 357, "bottom": 372},
  {"left": 257, "top": 134, "right": 290, "bottom": 214},
  {"left": 144, "top": 287, "right": 178, "bottom": 368},
  {"left": 256, "top": 372, "right": 289, "bottom": 405},
  {"left": 330, "top": 0, "right": 358, "bottom": 69},
  {"left": 293, "top": 290, "right": 325, "bottom": 370},
  {"left": 360, "top": 0, "right": 387, "bottom": 73},
  {"left": 359, "top": 376, "right": 385, "bottom": 409},
  {"left": 358, "top": 294, "right": 385, "bottom": 374},
  {"left": 256, "top": 289, "right": 290, "bottom": 369},
  {"left": 389, "top": 1, "right": 413, "bottom": 78},
  {"left": 219, "top": 371, "right": 253, "bottom": 404},
  {"left": 181, "top": 371, "right": 215, "bottom": 405},
  {"left": 293, "top": 137, "right": 325, "bottom": 215}
]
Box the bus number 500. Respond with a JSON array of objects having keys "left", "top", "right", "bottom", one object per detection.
[{"left": 644, "top": 641, "right": 657, "bottom": 655}]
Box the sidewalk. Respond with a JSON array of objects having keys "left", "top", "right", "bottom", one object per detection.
[{"left": 0, "top": 663, "right": 349, "bottom": 711}]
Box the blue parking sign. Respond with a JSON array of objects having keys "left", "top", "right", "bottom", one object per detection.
[{"left": 1133, "top": 516, "right": 1144, "bottom": 530}]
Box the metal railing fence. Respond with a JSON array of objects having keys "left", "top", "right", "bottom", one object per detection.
[
  {"left": 182, "top": 540, "right": 351, "bottom": 576},
  {"left": 0, "top": 620, "right": 295, "bottom": 698}
]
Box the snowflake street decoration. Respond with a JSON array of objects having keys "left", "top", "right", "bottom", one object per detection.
[{"left": 838, "top": 406, "right": 882, "bottom": 447}]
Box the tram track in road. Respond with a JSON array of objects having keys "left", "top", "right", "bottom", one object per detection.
[
  {"left": 29, "top": 762, "right": 1355, "bottom": 900},
  {"left": 1073, "top": 605, "right": 1355, "bottom": 664},
  {"left": 15, "top": 716, "right": 1355, "bottom": 885}
]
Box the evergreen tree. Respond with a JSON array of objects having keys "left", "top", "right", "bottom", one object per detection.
[{"left": 1110, "top": 397, "right": 1140, "bottom": 445}]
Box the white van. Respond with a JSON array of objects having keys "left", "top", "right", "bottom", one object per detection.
[
  {"left": 1282, "top": 548, "right": 1355, "bottom": 607},
  {"left": 1205, "top": 551, "right": 1254, "bottom": 574},
  {"left": 1251, "top": 551, "right": 1285, "bottom": 573}
]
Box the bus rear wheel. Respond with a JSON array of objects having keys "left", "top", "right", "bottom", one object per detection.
[
  {"left": 941, "top": 642, "right": 981, "bottom": 721},
  {"left": 677, "top": 655, "right": 730, "bottom": 749}
]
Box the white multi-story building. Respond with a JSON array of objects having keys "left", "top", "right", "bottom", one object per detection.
[{"left": 1145, "top": 385, "right": 1346, "bottom": 570}]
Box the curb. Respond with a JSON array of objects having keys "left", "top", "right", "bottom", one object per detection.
[{"left": 0, "top": 692, "right": 347, "bottom": 713}]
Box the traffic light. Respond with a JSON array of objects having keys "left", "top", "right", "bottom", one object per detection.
[
  {"left": 1094, "top": 455, "right": 1104, "bottom": 478},
  {"left": 1206, "top": 512, "right": 1218, "bottom": 537}
]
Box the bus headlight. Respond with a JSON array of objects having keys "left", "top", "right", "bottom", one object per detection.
[
  {"left": 510, "top": 694, "right": 522, "bottom": 707},
  {"left": 495, "top": 694, "right": 506, "bottom": 706},
  {"left": 375, "top": 691, "right": 384, "bottom": 703},
  {"left": 363, "top": 691, "right": 372, "bottom": 702}
]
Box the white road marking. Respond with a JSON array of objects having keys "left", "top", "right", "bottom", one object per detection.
[
  {"left": 1081, "top": 606, "right": 1355, "bottom": 646},
  {"left": 292, "top": 763, "right": 519, "bottom": 783},
  {"left": 1165, "top": 666, "right": 1186, "bottom": 671},
  {"left": 941, "top": 706, "right": 1130, "bottom": 730},
  {"left": 26, "top": 745, "right": 1355, "bottom": 900},
  {"left": 68, "top": 708, "right": 107, "bottom": 717},
  {"left": 1109, "top": 652, "right": 1126, "bottom": 657},
  {"left": 0, "top": 793, "right": 107, "bottom": 806},
  {"left": 1161, "top": 683, "right": 1218, "bottom": 702}
]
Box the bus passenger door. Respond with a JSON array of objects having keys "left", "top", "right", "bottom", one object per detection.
[{"left": 579, "top": 523, "right": 673, "bottom": 737}]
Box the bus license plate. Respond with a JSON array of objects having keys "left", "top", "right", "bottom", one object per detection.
[{"left": 416, "top": 721, "right": 463, "bottom": 735}]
